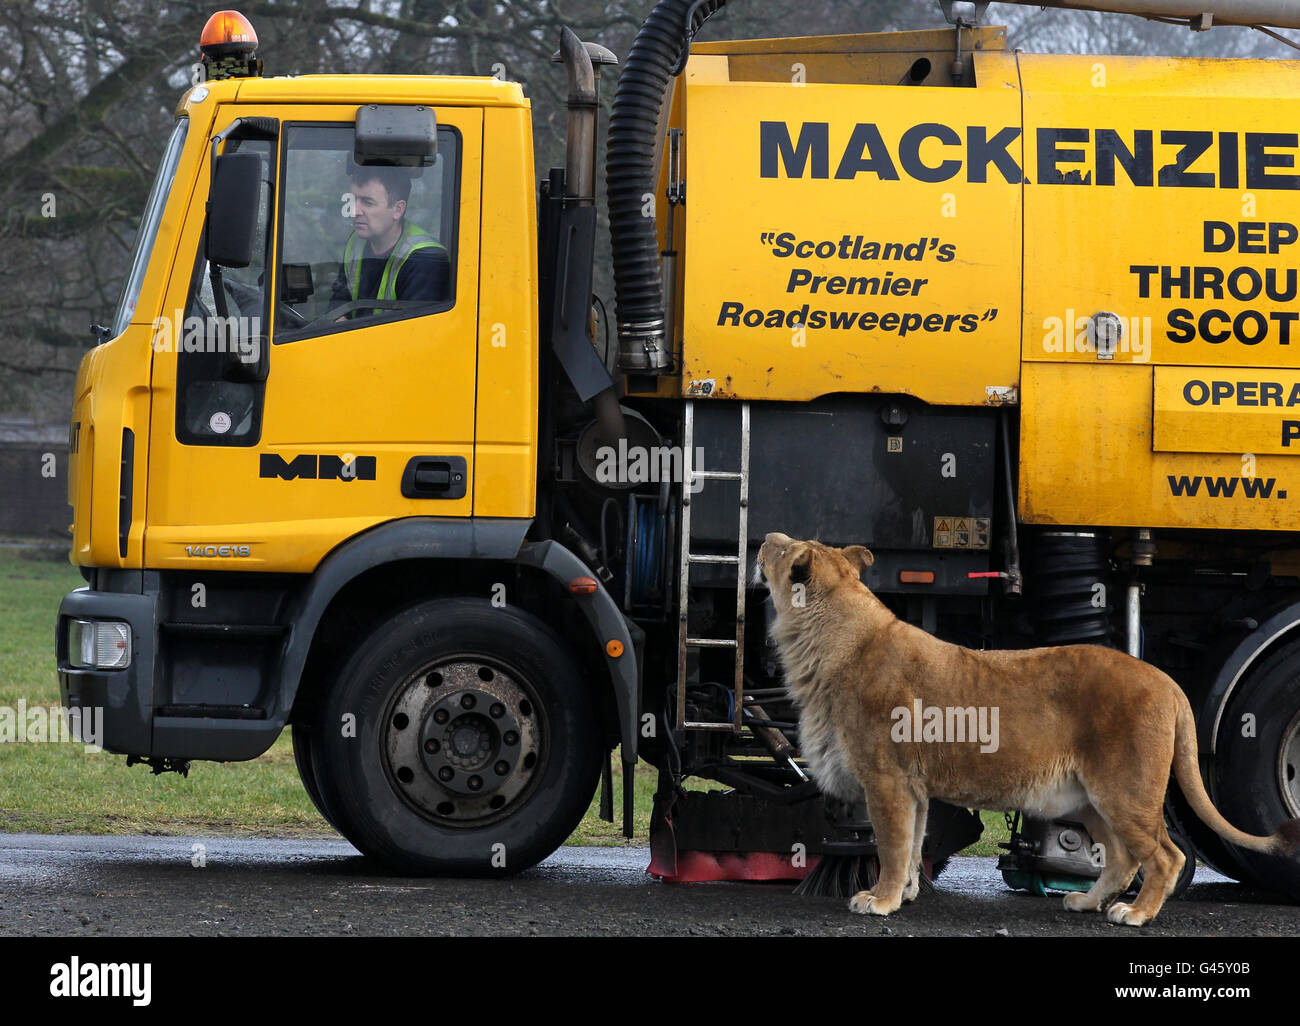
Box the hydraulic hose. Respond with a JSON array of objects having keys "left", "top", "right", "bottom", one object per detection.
[{"left": 607, "top": 0, "right": 727, "bottom": 373}]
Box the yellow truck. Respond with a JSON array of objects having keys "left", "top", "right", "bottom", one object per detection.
[{"left": 57, "top": 0, "right": 1300, "bottom": 901}]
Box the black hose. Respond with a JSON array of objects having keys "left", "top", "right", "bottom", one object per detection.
[{"left": 607, "top": 0, "right": 727, "bottom": 368}]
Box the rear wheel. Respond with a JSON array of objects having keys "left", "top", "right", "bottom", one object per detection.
[
  {"left": 1166, "top": 777, "right": 1245, "bottom": 883},
  {"left": 311, "top": 597, "right": 603, "bottom": 875},
  {"left": 1214, "top": 641, "right": 1300, "bottom": 901}
]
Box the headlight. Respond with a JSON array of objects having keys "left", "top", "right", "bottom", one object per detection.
[{"left": 67, "top": 619, "right": 132, "bottom": 670}]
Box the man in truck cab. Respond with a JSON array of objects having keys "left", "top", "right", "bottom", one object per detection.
[{"left": 330, "top": 164, "right": 450, "bottom": 317}]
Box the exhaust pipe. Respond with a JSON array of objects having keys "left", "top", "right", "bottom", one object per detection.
[
  {"left": 556, "top": 28, "right": 626, "bottom": 446},
  {"left": 559, "top": 28, "right": 606, "bottom": 207},
  {"left": 992, "top": 0, "right": 1300, "bottom": 29}
]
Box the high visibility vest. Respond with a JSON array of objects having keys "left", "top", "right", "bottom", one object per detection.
[{"left": 343, "top": 221, "right": 444, "bottom": 312}]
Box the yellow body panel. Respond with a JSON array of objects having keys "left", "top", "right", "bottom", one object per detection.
[
  {"left": 677, "top": 50, "right": 1023, "bottom": 404},
  {"left": 1020, "top": 54, "right": 1300, "bottom": 369},
  {"left": 1153, "top": 367, "right": 1300, "bottom": 455},
  {"left": 1018, "top": 54, "right": 1300, "bottom": 529},
  {"left": 473, "top": 105, "right": 539, "bottom": 519},
  {"left": 68, "top": 98, "right": 216, "bottom": 568},
  {"left": 1021, "top": 362, "right": 1297, "bottom": 529},
  {"left": 691, "top": 27, "right": 1008, "bottom": 85},
  {"left": 232, "top": 74, "right": 526, "bottom": 108}
]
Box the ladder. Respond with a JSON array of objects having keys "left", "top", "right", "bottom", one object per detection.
[{"left": 675, "top": 400, "right": 750, "bottom": 732}]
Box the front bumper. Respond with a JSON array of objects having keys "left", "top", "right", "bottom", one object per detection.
[
  {"left": 57, "top": 573, "right": 284, "bottom": 761},
  {"left": 57, "top": 582, "right": 157, "bottom": 756}
]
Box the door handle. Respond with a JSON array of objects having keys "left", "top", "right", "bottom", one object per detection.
[{"left": 401, "top": 456, "right": 467, "bottom": 500}]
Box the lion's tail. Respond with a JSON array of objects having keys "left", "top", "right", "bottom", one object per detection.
[{"left": 1172, "top": 690, "right": 1300, "bottom": 857}]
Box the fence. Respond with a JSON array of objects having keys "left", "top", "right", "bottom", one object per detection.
[{"left": 0, "top": 442, "right": 72, "bottom": 544}]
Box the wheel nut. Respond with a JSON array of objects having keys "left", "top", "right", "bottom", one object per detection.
[
  {"left": 424, "top": 739, "right": 440, "bottom": 754},
  {"left": 494, "top": 761, "right": 509, "bottom": 776},
  {"left": 490, "top": 703, "right": 505, "bottom": 719},
  {"left": 468, "top": 775, "right": 483, "bottom": 791},
  {"left": 433, "top": 709, "right": 449, "bottom": 725},
  {"left": 460, "top": 693, "right": 476, "bottom": 710},
  {"left": 438, "top": 767, "right": 454, "bottom": 782},
  {"left": 503, "top": 730, "right": 518, "bottom": 746}
]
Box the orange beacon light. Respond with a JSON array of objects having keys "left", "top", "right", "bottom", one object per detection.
[{"left": 199, "top": 11, "right": 262, "bottom": 79}]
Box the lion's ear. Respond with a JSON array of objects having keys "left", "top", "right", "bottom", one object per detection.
[
  {"left": 843, "top": 545, "right": 874, "bottom": 571},
  {"left": 789, "top": 547, "right": 813, "bottom": 585}
]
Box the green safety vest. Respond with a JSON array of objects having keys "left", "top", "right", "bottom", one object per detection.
[{"left": 343, "top": 221, "right": 445, "bottom": 313}]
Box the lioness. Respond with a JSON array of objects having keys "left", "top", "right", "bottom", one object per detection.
[{"left": 756, "top": 531, "right": 1300, "bottom": 926}]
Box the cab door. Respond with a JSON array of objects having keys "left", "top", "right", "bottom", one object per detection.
[{"left": 145, "top": 105, "right": 481, "bottom": 573}]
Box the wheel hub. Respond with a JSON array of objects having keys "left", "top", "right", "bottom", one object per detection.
[
  {"left": 1279, "top": 707, "right": 1300, "bottom": 820},
  {"left": 417, "top": 689, "right": 522, "bottom": 794},
  {"left": 384, "top": 660, "right": 541, "bottom": 824}
]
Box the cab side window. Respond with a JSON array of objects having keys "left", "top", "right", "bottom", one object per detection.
[
  {"left": 275, "top": 123, "right": 459, "bottom": 343},
  {"left": 176, "top": 133, "right": 274, "bottom": 446}
]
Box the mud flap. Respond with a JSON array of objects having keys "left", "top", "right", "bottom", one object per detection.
[{"left": 648, "top": 787, "right": 678, "bottom": 879}]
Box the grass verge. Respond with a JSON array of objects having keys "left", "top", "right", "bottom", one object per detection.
[{"left": 1, "top": 548, "right": 1002, "bottom": 858}]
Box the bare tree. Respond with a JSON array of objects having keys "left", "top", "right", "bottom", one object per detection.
[{"left": 0, "top": 0, "right": 1287, "bottom": 423}]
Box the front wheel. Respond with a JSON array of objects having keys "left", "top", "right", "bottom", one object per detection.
[
  {"left": 292, "top": 722, "right": 341, "bottom": 832},
  {"left": 311, "top": 597, "right": 603, "bottom": 875}
]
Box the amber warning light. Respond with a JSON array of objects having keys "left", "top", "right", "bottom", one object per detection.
[{"left": 199, "top": 10, "right": 263, "bottom": 80}]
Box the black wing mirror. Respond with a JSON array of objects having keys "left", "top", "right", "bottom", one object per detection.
[{"left": 207, "top": 151, "right": 262, "bottom": 267}]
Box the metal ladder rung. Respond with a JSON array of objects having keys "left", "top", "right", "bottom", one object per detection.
[
  {"left": 677, "top": 399, "right": 751, "bottom": 734},
  {"left": 693, "top": 470, "right": 743, "bottom": 481}
]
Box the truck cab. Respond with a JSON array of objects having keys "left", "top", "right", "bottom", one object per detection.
[{"left": 61, "top": 64, "right": 546, "bottom": 746}]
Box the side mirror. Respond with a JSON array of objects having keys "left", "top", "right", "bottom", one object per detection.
[
  {"left": 354, "top": 104, "right": 437, "bottom": 168},
  {"left": 208, "top": 152, "right": 262, "bottom": 267}
]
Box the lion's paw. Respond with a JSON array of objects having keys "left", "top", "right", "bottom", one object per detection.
[
  {"left": 849, "top": 890, "right": 899, "bottom": 916},
  {"left": 902, "top": 876, "right": 920, "bottom": 903},
  {"left": 1063, "top": 892, "right": 1096, "bottom": 913},
  {"left": 1106, "top": 902, "right": 1149, "bottom": 927}
]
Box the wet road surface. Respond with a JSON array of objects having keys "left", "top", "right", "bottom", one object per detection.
[{"left": 0, "top": 834, "right": 1296, "bottom": 936}]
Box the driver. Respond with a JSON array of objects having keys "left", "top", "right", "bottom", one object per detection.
[{"left": 330, "top": 165, "right": 450, "bottom": 317}]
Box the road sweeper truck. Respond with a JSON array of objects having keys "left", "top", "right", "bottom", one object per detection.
[{"left": 56, "top": 0, "right": 1300, "bottom": 900}]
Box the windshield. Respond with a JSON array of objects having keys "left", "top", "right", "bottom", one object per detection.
[{"left": 108, "top": 117, "right": 189, "bottom": 340}]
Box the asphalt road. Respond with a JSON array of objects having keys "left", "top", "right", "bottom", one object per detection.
[{"left": 1, "top": 833, "right": 1297, "bottom": 937}]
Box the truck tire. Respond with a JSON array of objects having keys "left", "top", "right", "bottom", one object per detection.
[
  {"left": 1166, "top": 778, "right": 1245, "bottom": 884},
  {"left": 1213, "top": 641, "right": 1300, "bottom": 902},
  {"left": 291, "top": 723, "right": 341, "bottom": 833},
  {"left": 1129, "top": 818, "right": 1197, "bottom": 901},
  {"left": 310, "top": 597, "right": 603, "bottom": 875}
]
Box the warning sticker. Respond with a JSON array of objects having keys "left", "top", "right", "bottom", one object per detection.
[{"left": 934, "top": 515, "right": 990, "bottom": 550}]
